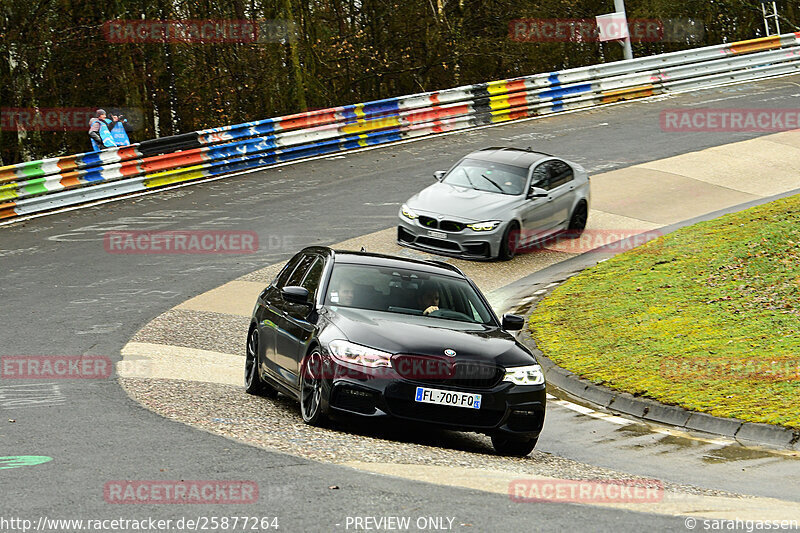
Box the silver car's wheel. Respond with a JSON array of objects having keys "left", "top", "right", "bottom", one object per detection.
[
  {"left": 498, "top": 223, "right": 520, "bottom": 261},
  {"left": 567, "top": 202, "right": 588, "bottom": 235}
]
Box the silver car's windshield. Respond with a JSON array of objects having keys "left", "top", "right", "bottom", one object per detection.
[
  {"left": 326, "top": 263, "right": 495, "bottom": 325},
  {"left": 442, "top": 158, "right": 528, "bottom": 195}
]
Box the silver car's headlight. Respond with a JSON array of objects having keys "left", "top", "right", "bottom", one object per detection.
[
  {"left": 503, "top": 364, "right": 545, "bottom": 385},
  {"left": 328, "top": 340, "right": 392, "bottom": 368},
  {"left": 400, "top": 204, "right": 419, "bottom": 220},
  {"left": 467, "top": 220, "right": 501, "bottom": 231}
]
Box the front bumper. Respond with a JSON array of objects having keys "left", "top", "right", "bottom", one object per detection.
[
  {"left": 326, "top": 369, "right": 546, "bottom": 438},
  {"left": 397, "top": 217, "right": 505, "bottom": 260}
]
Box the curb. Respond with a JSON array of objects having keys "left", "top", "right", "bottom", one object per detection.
[
  {"left": 518, "top": 321, "right": 800, "bottom": 451},
  {"left": 505, "top": 189, "right": 800, "bottom": 452}
]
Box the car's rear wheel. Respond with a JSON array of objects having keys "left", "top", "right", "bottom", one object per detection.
[
  {"left": 567, "top": 201, "right": 588, "bottom": 236},
  {"left": 245, "top": 328, "right": 277, "bottom": 398},
  {"left": 300, "top": 349, "right": 327, "bottom": 426},
  {"left": 498, "top": 222, "right": 520, "bottom": 261},
  {"left": 491, "top": 434, "right": 538, "bottom": 457}
]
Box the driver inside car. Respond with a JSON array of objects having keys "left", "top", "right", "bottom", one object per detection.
[
  {"left": 332, "top": 279, "right": 356, "bottom": 306},
  {"left": 417, "top": 282, "right": 441, "bottom": 315}
]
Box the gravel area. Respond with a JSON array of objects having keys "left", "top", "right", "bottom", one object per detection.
[
  {"left": 132, "top": 309, "right": 249, "bottom": 355},
  {"left": 119, "top": 376, "right": 745, "bottom": 500}
]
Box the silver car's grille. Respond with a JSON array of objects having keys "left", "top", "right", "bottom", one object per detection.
[
  {"left": 417, "top": 216, "right": 465, "bottom": 232},
  {"left": 439, "top": 220, "right": 465, "bottom": 232},
  {"left": 418, "top": 215, "right": 438, "bottom": 229}
]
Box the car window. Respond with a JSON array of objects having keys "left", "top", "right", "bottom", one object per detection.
[
  {"left": 273, "top": 254, "right": 304, "bottom": 289},
  {"left": 300, "top": 257, "right": 325, "bottom": 300},
  {"left": 285, "top": 254, "right": 317, "bottom": 287},
  {"left": 442, "top": 158, "right": 528, "bottom": 195},
  {"left": 530, "top": 162, "right": 552, "bottom": 191},
  {"left": 549, "top": 160, "right": 574, "bottom": 189},
  {"left": 325, "top": 263, "right": 495, "bottom": 325}
]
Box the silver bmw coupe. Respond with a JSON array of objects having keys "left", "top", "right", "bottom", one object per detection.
[{"left": 397, "top": 147, "right": 591, "bottom": 260}]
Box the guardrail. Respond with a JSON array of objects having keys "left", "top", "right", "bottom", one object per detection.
[{"left": 2, "top": 32, "right": 799, "bottom": 221}]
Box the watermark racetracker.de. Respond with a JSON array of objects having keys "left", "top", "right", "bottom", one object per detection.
[
  {"left": 104, "top": 230, "right": 260, "bottom": 254},
  {"left": 103, "top": 19, "right": 295, "bottom": 43},
  {"left": 661, "top": 109, "right": 800, "bottom": 132},
  {"left": 104, "top": 480, "right": 259, "bottom": 504},
  {"left": 1, "top": 107, "right": 143, "bottom": 132},
  {"left": 509, "top": 18, "right": 704, "bottom": 43},
  {"left": 512, "top": 229, "right": 664, "bottom": 255},
  {"left": 509, "top": 478, "right": 664, "bottom": 503},
  {"left": 1, "top": 356, "right": 112, "bottom": 379},
  {"left": 660, "top": 356, "right": 800, "bottom": 382}
]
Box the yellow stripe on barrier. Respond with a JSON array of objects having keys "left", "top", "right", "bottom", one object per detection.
[
  {"left": 353, "top": 104, "right": 366, "bottom": 118},
  {"left": 143, "top": 165, "right": 207, "bottom": 188},
  {"left": 0, "top": 187, "right": 20, "bottom": 202},
  {"left": 487, "top": 81, "right": 508, "bottom": 95},
  {"left": 729, "top": 35, "right": 783, "bottom": 55},
  {"left": 601, "top": 84, "right": 655, "bottom": 104},
  {"left": 341, "top": 116, "right": 400, "bottom": 134},
  {"left": 357, "top": 134, "right": 369, "bottom": 148},
  {"left": 489, "top": 95, "right": 510, "bottom": 111}
]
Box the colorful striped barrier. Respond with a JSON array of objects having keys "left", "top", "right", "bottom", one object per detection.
[{"left": 2, "top": 31, "right": 800, "bottom": 221}]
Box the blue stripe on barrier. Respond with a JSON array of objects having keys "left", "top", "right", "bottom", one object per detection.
[
  {"left": 538, "top": 83, "right": 593, "bottom": 100},
  {"left": 80, "top": 153, "right": 104, "bottom": 167},
  {"left": 206, "top": 137, "right": 278, "bottom": 159},
  {"left": 548, "top": 73, "right": 560, "bottom": 86},
  {"left": 82, "top": 169, "right": 106, "bottom": 183}
]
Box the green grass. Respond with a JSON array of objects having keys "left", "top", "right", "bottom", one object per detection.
[{"left": 529, "top": 194, "right": 800, "bottom": 429}]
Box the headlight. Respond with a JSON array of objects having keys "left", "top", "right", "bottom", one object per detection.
[
  {"left": 467, "top": 220, "right": 501, "bottom": 231},
  {"left": 400, "top": 204, "right": 418, "bottom": 220},
  {"left": 328, "top": 340, "right": 392, "bottom": 368},
  {"left": 503, "top": 364, "right": 545, "bottom": 385}
]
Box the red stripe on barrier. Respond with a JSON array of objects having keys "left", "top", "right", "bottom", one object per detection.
[
  {"left": 119, "top": 161, "right": 142, "bottom": 177},
  {"left": 430, "top": 93, "right": 440, "bottom": 105},
  {"left": 141, "top": 150, "right": 205, "bottom": 173},
  {"left": 0, "top": 201, "right": 18, "bottom": 219},
  {"left": 278, "top": 110, "right": 338, "bottom": 131},
  {"left": 507, "top": 94, "right": 530, "bottom": 108},
  {"left": 506, "top": 79, "right": 527, "bottom": 93},
  {"left": 117, "top": 146, "right": 140, "bottom": 160},
  {"left": 404, "top": 104, "right": 470, "bottom": 124}
]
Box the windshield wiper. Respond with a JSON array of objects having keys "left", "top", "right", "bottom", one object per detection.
[
  {"left": 459, "top": 168, "right": 478, "bottom": 190},
  {"left": 480, "top": 174, "right": 505, "bottom": 193}
]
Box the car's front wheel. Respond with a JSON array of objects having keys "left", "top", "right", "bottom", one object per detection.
[
  {"left": 245, "top": 328, "right": 277, "bottom": 398},
  {"left": 498, "top": 222, "right": 520, "bottom": 261},
  {"left": 491, "top": 434, "right": 538, "bottom": 457},
  {"left": 300, "top": 349, "right": 328, "bottom": 426}
]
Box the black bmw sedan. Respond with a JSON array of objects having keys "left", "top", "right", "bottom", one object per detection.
[{"left": 245, "top": 246, "right": 546, "bottom": 456}]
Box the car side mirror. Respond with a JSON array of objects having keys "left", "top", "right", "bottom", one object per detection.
[
  {"left": 433, "top": 170, "right": 446, "bottom": 181},
  {"left": 502, "top": 313, "right": 525, "bottom": 331},
  {"left": 528, "top": 187, "right": 548, "bottom": 199},
  {"left": 282, "top": 286, "right": 311, "bottom": 305}
]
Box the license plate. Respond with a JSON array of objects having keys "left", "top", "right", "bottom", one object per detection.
[
  {"left": 415, "top": 387, "right": 481, "bottom": 409},
  {"left": 426, "top": 230, "right": 447, "bottom": 239}
]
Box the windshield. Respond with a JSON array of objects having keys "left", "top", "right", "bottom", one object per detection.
[
  {"left": 325, "top": 263, "right": 496, "bottom": 325},
  {"left": 442, "top": 158, "right": 528, "bottom": 195}
]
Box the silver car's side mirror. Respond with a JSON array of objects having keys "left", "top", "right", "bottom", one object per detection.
[
  {"left": 433, "top": 170, "right": 446, "bottom": 181},
  {"left": 528, "top": 187, "right": 548, "bottom": 198}
]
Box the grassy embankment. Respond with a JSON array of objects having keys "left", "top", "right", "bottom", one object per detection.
[{"left": 529, "top": 194, "right": 800, "bottom": 428}]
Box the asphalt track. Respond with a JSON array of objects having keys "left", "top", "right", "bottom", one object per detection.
[{"left": 2, "top": 75, "right": 800, "bottom": 532}]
